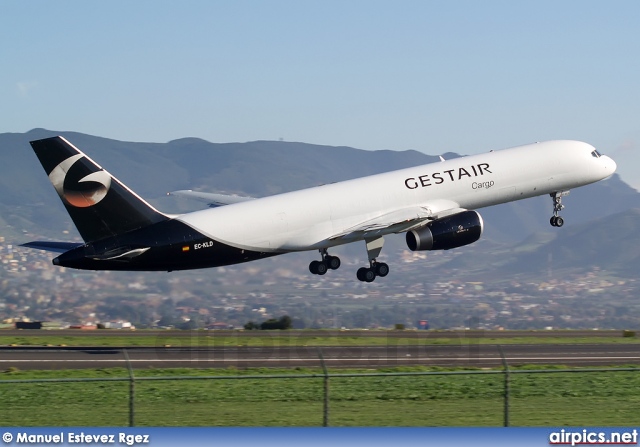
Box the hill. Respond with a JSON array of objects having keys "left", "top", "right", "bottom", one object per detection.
[
  {"left": 505, "top": 207, "right": 640, "bottom": 276},
  {"left": 0, "top": 129, "right": 441, "bottom": 240}
]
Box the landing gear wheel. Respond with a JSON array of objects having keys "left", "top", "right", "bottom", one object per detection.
[
  {"left": 326, "top": 255, "right": 341, "bottom": 270},
  {"left": 363, "top": 268, "right": 376, "bottom": 282},
  {"left": 550, "top": 216, "right": 565, "bottom": 227},
  {"left": 309, "top": 260, "right": 328, "bottom": 275},
  {"left": 316, "top": 261, "right": 328, "bottom": 275},
  {"left": 309, "top": 260, "right": 320, "bottom": 274},
  {"left": 357, "top": 267, "right": 376, "bottom": 282},
  {"left": 375, "top": 262, "right": 389, "bottom": 277}
]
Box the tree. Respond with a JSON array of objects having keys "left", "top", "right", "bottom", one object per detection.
[
  {"left": 279, "top": 315, "right": 292, "bottom": 329},
  {"left": 259, "top": 315, "right": 293, "bottom": 330},
  {"left": 158, "top": 314, "right": 178, "bottom": 328},
  {"left": 178, "top": 318, "right": 199, "bottom": 330}
]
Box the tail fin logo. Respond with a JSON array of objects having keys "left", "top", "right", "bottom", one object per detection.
[{"left": 49, "top": 154, "right": 112, "bottom": 208}]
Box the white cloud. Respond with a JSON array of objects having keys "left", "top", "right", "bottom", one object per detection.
[
  {"left": 16, "top": 80, "right": 39, "bottom": 97},
  {"left": 616, "top": 139, "right": 637, "bottom": 154}
]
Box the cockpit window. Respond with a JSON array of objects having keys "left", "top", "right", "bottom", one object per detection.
[{"left": 591, "top": 150, "right": 601, "bottom": 158}]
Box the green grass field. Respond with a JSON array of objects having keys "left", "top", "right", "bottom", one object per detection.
[
  {"left": 1, "top": 333, "right": 639, "bottom": 348},
  {"left": 1, "top": 365, "right": 639, "bottom": 426},
  {"left": 2, "top": 331, "right": 638, "bottom": 426}
]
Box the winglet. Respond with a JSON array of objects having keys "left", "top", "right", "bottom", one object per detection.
[{"left": 169, "top": 190, "right": 255, "bottom": 207}]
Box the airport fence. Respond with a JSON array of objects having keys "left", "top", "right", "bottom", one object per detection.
[{"left": 1, "top": 348, "right": 640, "bottom": 427}]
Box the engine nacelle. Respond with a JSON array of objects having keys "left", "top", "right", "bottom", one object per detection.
[{"left": 406, "top": 210, "right": 483, "bottom": 251}]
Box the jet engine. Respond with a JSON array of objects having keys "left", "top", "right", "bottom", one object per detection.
[{"left": 406, "top": 210, "right": 483, "bottom": 251}]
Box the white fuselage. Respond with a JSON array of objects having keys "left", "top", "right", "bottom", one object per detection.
[{"left": 177, "top": 140, "right": 616, "bottom": 253}]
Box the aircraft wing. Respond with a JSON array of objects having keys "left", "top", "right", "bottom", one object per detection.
[
  {"left": 21, "top": 241, "right": 83, "bottom": 253},
  {"left": 168, "top": 190, "right": 256, "bottom": 207},
  {"left": 329, "top": 199, "right": 465, "bottom": 241}
]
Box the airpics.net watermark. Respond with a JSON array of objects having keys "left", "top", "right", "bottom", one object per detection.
[
  {"left": 549, "top": 429, "right": 638, "bottom": 446},
  {"left": 2, "top": 432, "right": 149, "bottom": 446}
]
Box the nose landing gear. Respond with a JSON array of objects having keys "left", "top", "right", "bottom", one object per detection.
[
  {"left": 550, "top": 191, "right": 569, "bottom": 227},
  {"left": 550, "top": 215, "right": 564, "bottom": 227}
]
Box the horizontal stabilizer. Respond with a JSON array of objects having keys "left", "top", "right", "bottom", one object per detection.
[
  {"left": 168, "top": 190, "right": 255, "bottom": 207},
  {"left": 21, "top": 241, "right": 83, "bottom": 253}
]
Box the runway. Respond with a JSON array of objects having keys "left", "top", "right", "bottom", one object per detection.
[
  {"left": 1, "top": 343, "right": 639, "bottom": 370},
  {"left": 0, "top": 329, "right": 629, "bottom": 338}
]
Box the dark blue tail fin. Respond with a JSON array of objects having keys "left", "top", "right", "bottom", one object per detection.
[{"left": 30, "top": 136, "right": 168, "bottom": 242}]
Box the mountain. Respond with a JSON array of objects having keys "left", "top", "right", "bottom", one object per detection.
[
  {"left": 480, "top": 172, "right": 640, "bottom": 241},
  {"left": 0, "top": 129, "right": 443, "bottom": 240},
  {"left": 504, "top": 207, "right": 640, "bottom": 276},
  {"left": 438, "top": 206, "right": 640, "bottom": 277},
  {"left": 1, "top": 129, "right": 638, "bottom": 252}
]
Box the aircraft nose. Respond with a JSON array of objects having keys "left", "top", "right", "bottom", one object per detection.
[{"left": 602, "top": 155, "right": 617, "bottom": 176}]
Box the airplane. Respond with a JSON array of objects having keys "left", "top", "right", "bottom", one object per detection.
[{"left": 21, "top": 136, "right": 616, "bottom": 282}]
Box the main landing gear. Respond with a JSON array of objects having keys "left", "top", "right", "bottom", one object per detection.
[
  {"left": 309, "top": 249, "right": 341, "bottom": 275},
  {"left": 550, "top": 191, "right": 569, "bottom": 227},
  {"left": 356, "top": 261, "right": 389, "bottom": 283},
  {"left": 308, "top": 237, "right": 391, "bottom": 282},
  {"left": 356, "top": 236, "right": 389, "bottom": 283}
]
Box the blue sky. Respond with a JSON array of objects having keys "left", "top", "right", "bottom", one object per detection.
[{"left": 3, "top": 1, "right": 639, "bottom": 187}]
